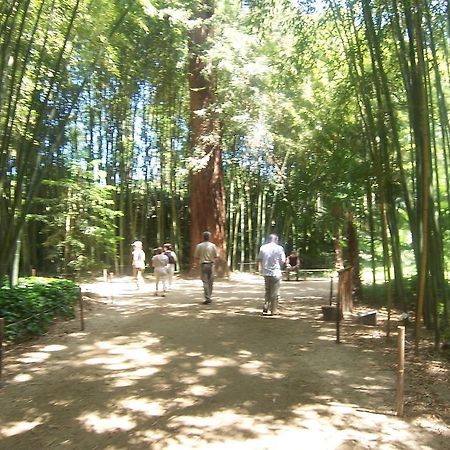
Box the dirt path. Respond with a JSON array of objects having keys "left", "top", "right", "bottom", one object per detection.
[{"left": 0, "top": 274, "right": 448, "bottom": 449}]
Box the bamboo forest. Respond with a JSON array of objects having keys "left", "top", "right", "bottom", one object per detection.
[
  {"left": 2, "top": 0, "right": 448, "bottom": 343},
  {"left": 1, "top": 0, "right": 450, "bottom": 447}
]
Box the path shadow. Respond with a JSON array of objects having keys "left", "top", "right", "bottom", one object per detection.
[{"left": 0, "top": 276, "right": 448, "bottom": 449}]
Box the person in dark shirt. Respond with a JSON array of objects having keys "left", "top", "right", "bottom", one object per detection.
[{"left": 285, "top": 250, "right": 301, "bottom": 281}]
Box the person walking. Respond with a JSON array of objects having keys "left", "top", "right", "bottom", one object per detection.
[
  {"left": 131, "top": 240, "right": 146, "bottom": 289},
  {"left": 258, "top": 234, "right": 286, "bottom": 315},
  {"left": 194, "top": 231, "right": 218, "bottom": 304},
  {"left": 152, "top": 247, "right": 169, "bottom": 296},
  {"left": 163, "top": 243, "right": 177, "bottom": 290}
]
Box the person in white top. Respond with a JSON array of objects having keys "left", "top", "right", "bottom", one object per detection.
[
  {"left": 258, "top": 234, "right": 286, "bottom": 315},
  {"left": 194, "top": 231, "right": 218, "bottom": 304},
  {"left": 163, "top": 243, "right": 177, "bottom": 289},
  {"left": 131, "top": 240, "right": 146, "bottom": 289},
  {"left": 152, "top": 247, "right": 169, "bottom": 296}
]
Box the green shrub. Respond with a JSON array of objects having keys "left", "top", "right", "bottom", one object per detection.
[{"left": 0, "top": 278, "right": 79, "bottom": 341}]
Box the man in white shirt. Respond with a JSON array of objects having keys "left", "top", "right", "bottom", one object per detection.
[
  {"left": 194, "top": 231, "right": 218, "bottom": 304},
  {"left": 258, "top": 234, "right": 286, "bottom": 315}
]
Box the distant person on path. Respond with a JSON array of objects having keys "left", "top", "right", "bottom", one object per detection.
[
  {"left": 152, "top": 247, "right": 169, "bottom": 296},
  {"left": 163, "top": 243, "right": 177, "bottom": 290},
  {"left": 285, "top": 250, "right": 301, "bottom": 281},
  {"left": 131, "top": 240, "right": 146, "bottom": 289},
  {"left": 194, "top": 231, "right": 218, "bottom": 304},
  {"left": 258, "top": 234, "right": 286, "bottom": 315}
]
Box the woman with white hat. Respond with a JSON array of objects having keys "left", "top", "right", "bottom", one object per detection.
[{"left": 131, "top": 240, "right": 146, "bottom": 288}]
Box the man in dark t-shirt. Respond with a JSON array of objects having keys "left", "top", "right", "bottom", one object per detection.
[{"left": 285, "top": 251, "right": 300, "bottom": 281}]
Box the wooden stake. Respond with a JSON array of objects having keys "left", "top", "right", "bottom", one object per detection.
[
  {"left": 108, "top": 272, "right": 114, "bottom": 303},
  {"left": 397, "top": 326, "right": 405, "bottom": 416},
  {"left": 103, "top": 269, "right": 108, "bottom": 282},
  {"left": 79, "top": 288, "right": 85, "bottom": 331},
  {"left": 31, "top": 268, "right": 36, "bottom": 277}
]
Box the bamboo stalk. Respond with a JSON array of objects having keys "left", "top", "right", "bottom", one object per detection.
[
  {"left": 0, "top": 317, "right": 4, "bottom": 382},
  {"left": 336, "top": 279, "right": 341, "bottom": 344},
  {"left": 397, "top": 326, "right": 405, "bottom": 416}
]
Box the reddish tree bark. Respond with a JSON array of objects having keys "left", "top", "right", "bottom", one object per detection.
[{"left": 187, "top": 2, "right": 227, "bottom": 276}]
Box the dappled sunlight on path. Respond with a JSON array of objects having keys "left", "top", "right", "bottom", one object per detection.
[{"left": 0, "top": 275, "right": 448, "bottom": 449}]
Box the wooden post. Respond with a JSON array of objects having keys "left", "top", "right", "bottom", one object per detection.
[
  {"left": 103, "top": 269, "right": 108, "bottom": 282},
  {"left": 79, "top": 288, "right": 85, "bottom": 331},
  {"left": 0, "top": 318, "right": 4, "bottom": 382},
  {"left": 31, "top": 268, "right": 36, "bottom": 277},
  {"left": 108, "top": 272, "right": 114, "bottom": 303},
  {"left": 397, "top": 326, "right": 405, "bottom": 416}
]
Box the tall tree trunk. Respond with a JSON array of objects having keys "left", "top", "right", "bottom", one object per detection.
[
  {"left": 232, "top": 203, "right": 240, "bottom": 271},
  {"left": 246, "top": 182, "right": 254, "bottom": 268},
  {"left": 381, "top": 199, "right": 394, "bottom": 338},
  {"left": 366, "top": 181, "right": 377, "bottom": 285},
  {"left": 255, "top": 185, "right": 264, "bottom": 260},
  {"left": 346, "top": 214, "right": 362, "bottom": 300},
  {"left": 239, "top": 184, "right": 245, "bottom": 271},
  {"left": 333, "top": 230, "right": 344, "bottom": 270},
  {"left": 227, "top": 173, "right": 236, "bottom": 268},
  {"left": 410, "top": 0, "right": 432, "bottom": 352},
  {"left": 11, "top": 236, "right": 21, "bottom": 286},
  {"left": 188, "top": 1, "right": 227, "bottom": 276}
]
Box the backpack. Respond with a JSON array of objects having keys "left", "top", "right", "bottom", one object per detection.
[{"left": 165, "top": 251, "right": 175, "bottom": 265}]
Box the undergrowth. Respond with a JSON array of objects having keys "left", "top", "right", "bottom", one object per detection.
[{"left": 0, "top": 277, "right": 79, "bottom": 341}]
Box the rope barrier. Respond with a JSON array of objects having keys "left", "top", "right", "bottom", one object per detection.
[
  {"left": 3, "top": 305, "right": 75, "bottom": 329},
  {"left": 4, "top": 314, "right": 43, "bottom": 328}
]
